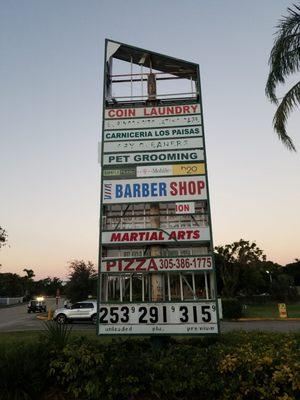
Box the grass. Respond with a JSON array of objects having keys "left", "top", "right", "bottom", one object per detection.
[
  {"left": 0, "top": 329, "right": 113, "bottom": 346},
  {"left": 243, "top": 303, "right": 300, "bottom": 318}
]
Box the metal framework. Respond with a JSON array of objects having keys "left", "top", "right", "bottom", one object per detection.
[{"left": 98, "top": 39, "right": 219, "bottom": 335}]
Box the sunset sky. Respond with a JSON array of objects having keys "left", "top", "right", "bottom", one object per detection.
[{"left": 1, "top": 0, "right": 299, "bottom": 280}]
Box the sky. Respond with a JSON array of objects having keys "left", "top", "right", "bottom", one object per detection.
[{"left": 1, "top": 0, "right": 299, "bottom": 280}]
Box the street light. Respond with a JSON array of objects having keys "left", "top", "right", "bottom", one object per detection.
[{"left": 266, "top": 270, "right": 272, "bottom": 283}]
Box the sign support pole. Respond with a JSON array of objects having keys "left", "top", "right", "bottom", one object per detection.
[{"left": 147, "top": 70, "right": 164, "bottom": 302}]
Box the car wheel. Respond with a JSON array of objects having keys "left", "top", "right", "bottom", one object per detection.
[
  {"left": 91, "top": 314, "right": 97, "bottom": 325},
  {"left": 56, "top": 314, "right": 67, "bottom": 324}
]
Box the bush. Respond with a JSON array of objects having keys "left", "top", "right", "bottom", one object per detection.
[
  {"left": 47, "top": 333, "right": 300, "bottom": 400},
  {"left": 222, "top": 298, "right": 243, "bottom": 319},
  {"left": 0, "top": 342, "right": 49, "bottom": 400},
  {"left": 1, "top": 332, "right": 299, "bottom": 400}
]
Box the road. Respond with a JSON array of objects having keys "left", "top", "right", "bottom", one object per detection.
[{"left": 0, "top": 298, "right": 299, "bottom": 333}]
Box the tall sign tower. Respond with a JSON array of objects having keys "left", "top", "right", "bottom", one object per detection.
[{"left": 98, "top": 40, "right": 219, "bottom": 335}]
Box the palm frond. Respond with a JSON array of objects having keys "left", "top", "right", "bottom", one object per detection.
[
  {"left": 266, "top": 4, "right": 300, "bottom": 103},
  {"left": 272, "top": 80, "right": 300, "bottom": 151}
]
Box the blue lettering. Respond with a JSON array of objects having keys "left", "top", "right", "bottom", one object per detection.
[
  {"left": 142, "top": 183, "right": 149, "bottom": 197},
  {"left": 116, "top": 185, "right": 123, "bottom": 198},
  {"left": 151, "top": 183, "right": 157, "bottom": 196},
  {"left": 124, "top": 184, "right": 132, "bottom": 198},
  {"left": 159, "top": 182, "right": 167, "bottom": 196},
  {"left": 133, "top": 184, "right": 141, "bottom": 197}
]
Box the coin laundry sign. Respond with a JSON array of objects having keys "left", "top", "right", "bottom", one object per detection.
[
  {"left": 105, "top": 104, "right": 200, "bottom": 119},
  {"left": 103, "top": 176, "right": 207, "bottom": 204}
]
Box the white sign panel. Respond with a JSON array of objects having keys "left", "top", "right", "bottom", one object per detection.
[
  {"left": 101, "top": 255, "right": 213, "bottom": 273},
  {"left": 105, "top": 104, "right": 200, "bottom": 119},
  {"left": 103, "top": 176, "right": 207, "bottom": 204},
  {"left": 175, "top": 202, "right": 195, "bottom": 214},
  {"left": 104, "top": 115, "right": 201, "bottom": 130},
  {"left": 103, "top": 126, "right": 202, "bottom": 142},
  {"left": 103, "top": 149, "right": 204, "bottom": 166},
  {"left": 98, "top": 302, "right": 218, "bottom": 334},
  {"left": 136, "top": 165, "right": 172, "bottom": 177},
  {"left": 103, "top": 137, "right": 203, "bottom": 153},
  {"left": 101, "top": 227, "right": 210, "bottom": 245}
]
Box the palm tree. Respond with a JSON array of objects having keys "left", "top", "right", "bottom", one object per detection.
[{"left": 266, "top": 3, "right": 300, "bottom": 151}]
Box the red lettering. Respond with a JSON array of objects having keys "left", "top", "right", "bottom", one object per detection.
[
  {"left": 182, "top": 105, "right": 189, "bottom": 113},
  {"left": 190, "top": 181, "right": 197, "bottom": 194},
  {"left": 147, "top": 259, "right": 158, "bottom": 271},
  {"left": 178, "top": 181, "right": 186, "bottom": 195},
  {"left": 197, "top": 180, "right": 205, "bottom": 193},
  {"left": 129, "top": 232, "right": 138, "bottom": 241},
  {"left": 167, "top": 106, "right": 175, "bottom": 114},
  {"left": 177, "top": 231, "right": 185, "bottom": 240},
  {"left": 128, "top": 109, "right": 135, "bottom": 117},
  {"left": 124, "top": 259, "right": 134, "bottom": 271},
  {"left": 159, "top": 231, "right": 164, "bottom": 240},
  {"left": 123, "top": 233, "right": 129, "bottom": 241},
  {"left": 108, "top": 109, "right": 115, "bottom": 117},
  {"left": 105, "top": 260, "right": 116, "bottom": 271},
  {"left": 111, "top": 233, "right": 121, "bottom": 242},
  {"left": 191, "top": 104, "right": 198, "bottom": 113},
  {"left": 193, "top": 230, "right": 200, "bottom": 239},
  {"left": 136, "top": 258, "right": 146, "bottom": 271},
  {"left": 170, "top": 181, "right": 177, "bottom": 195},
  {"left": 185, "top": 230, "right": 193, "bottom": 239},
  {"left": 150, "top": 232, "right": 158, "bottom": 241},
  {"left": 169, "top": 231, "right": 177, "bottom": 240}
]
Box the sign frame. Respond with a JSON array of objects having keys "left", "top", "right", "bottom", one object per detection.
[{"left": 98, "top": 39, "right": 220, "bottom": 336}]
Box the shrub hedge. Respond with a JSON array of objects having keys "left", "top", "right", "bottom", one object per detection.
[
  {"left": 222, "top": 298, "right": 243, "bottom": 319},
  {"left": 0, "top": 332, "right": 299, "bottom": 400}
]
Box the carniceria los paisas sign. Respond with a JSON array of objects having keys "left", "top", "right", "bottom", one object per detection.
[
  {"left": 101, "top": 227, "right": 210, "bottom": 245},
  {"left": 102, "top": 176, "right": 207, "bottom": 204},
  {"left": 103, "top": 126, "right": 202, "bottom": 141}
]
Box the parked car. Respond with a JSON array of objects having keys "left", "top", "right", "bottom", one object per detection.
[
  {"left": 53, "top": 300, "right": 97, "bottom": 325},
  {"left": 27, "top": 299, "right": 47, "bottom": 313}
]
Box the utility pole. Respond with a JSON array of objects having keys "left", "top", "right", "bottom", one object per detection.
[{"left": 147, "top": 65, "right": 164, "bottom": 301}]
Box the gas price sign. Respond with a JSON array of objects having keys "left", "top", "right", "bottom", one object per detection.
[
  {"left": 98, "top": 40, "right": 219, "bottom": 337},
  {"left": 98, "top": 302, "right": 218, "bottom": 334}
]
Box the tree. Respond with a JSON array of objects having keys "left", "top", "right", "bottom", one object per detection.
[
  {"left": 64, "top": 260, "right": 97, "bottom": 303},
  {"left": 0, "top": 226, "right": 8, "bottom": 249},
  {"left": 285, "top": 258, "right": 300, "bottom": 285},
  {"left": 22, "top": 268, "right": 35, "bottom": 298},
  {"left": 266, "top": 4, "right": 300, "bottom": 151},
  {"left": 34, "top": 277, "right": 63, "bottom": 296},
  {"left": 215, "top": 239, "right": 266, "bottom": 297},
  {"left": 0, "top": 273, "right": 24, "bottom": 296}
]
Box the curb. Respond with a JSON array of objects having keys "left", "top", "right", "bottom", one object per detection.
[
  {"left": 235, "top": 317, "right": 300, "bottom": 321},
  {"left": 36, "top": 315, "right": 49, "bottom": 320}
]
